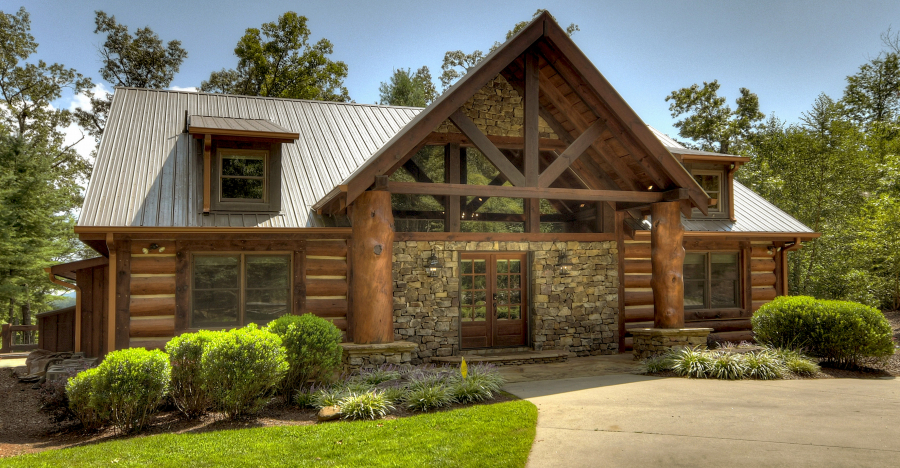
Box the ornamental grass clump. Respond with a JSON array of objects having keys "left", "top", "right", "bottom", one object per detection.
[
  {"left": 753, "top": 296, "right": 894, "bottom": 368},
  {"left": 669, "top": 347, "right": 714, "bottom": 378},
  {"left": 166, "top": 330, "right": 216, "bottom": 418},
  {"left": 312, "top": 385, "right": 346, "bottom": 409},
  {"left": 743, "top": 350, "right": 785, "bottom": 380},
  {"left": 405, "top": 384, "right": 454, "bottom": 412},
  {"left": 355, "top": 364, "right": 402, "bottom": 386},
  {"left": 267, "top": 314, "right": 343, "bottom": 399},
  {"left": 771, "top": 348, "right": 820, "bottom": 376},
  {"left": 709, "top": 352, "right": 747, "bottom": 380},
  {"left": 641, "top": 354, "right": 674, "bottom": 374},
  {"left": 201, "top": 325, "right": 288, "bottom": 419},
  {"left": 87, "top": 348, "right": 170, "bottom": 433},
  {"left": 339, "top": 391, "right": 394, "bottom": 420},
  {"left": 450, "top": 377, "right": 494, "bottom": 404}
]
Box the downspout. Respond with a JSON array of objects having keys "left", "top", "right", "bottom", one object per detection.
[{"left": 45, "top": 268, "right": 81, "bottom": 353}]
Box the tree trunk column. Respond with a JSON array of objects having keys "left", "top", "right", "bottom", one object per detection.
[
  {"left": 650, "top": 201, "right": 685, "bottom": 328},
  {"left": 349, "top": 190, "right": 395, "bottom": 344}
]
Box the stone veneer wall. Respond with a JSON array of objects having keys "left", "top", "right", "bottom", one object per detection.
[
  {"left": 392, "top": 240, "right": 618, "bottom": 364},
  {"left": 434, "top": 75, "right": 557, "bottom": 138}
]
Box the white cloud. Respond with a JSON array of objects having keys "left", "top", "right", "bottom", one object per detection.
[
  {"left": 169, "top": 85, "right": 198, "bottom": 92},
  {"left": 60, "top": 83, "right": 111, "bottom": 161}
]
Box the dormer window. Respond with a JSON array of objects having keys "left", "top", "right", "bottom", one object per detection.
[
  {"left": 220, "top": 150, "right": 268, "bottom": 202},
  {"left": 189, "top": 115, "right": 299, "bottom": 214},
  {"left": 692, "top": 170, "right": 722, "bottom": 212}
]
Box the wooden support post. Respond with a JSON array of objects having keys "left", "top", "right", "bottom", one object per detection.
[
  {"left": 105, "top": 233, "right": 117, "bottom": 354},
  {"left": 650, "top": 201, "right": 684, "bottom": 328},
  {"left": 524, "top": 49, "right": 540, "bottom": 233},
  {"left": 203, "top": 134, "right": 212, "bottom": 214},
  {"left": 349, "top": 191, "right": 395, "bottom": 344},
  {"left": 616, "top": 210, "right": 626, "bottom": 352},
  {"left": 115, "top": 241, "right": 131, "bottom": 351},
  {"left": 445, "top": 143, "right": 461, "bottom": 232}
]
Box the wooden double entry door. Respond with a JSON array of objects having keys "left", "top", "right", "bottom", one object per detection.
[{"left": 459, "top": 253, "right": 528, "bottom": 349}]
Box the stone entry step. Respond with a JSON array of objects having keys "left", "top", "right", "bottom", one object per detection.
[{"left": 432, "top": 350, "right": 570, "bottom": 366}]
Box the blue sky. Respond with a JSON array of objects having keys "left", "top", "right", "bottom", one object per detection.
[{"left": 13, "top": 0, "right": 900, "bottom": 158}]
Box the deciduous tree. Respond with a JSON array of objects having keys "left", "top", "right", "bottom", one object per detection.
[
  {"left": 201, "top": 12, "right": 350, "bottom": 102},
  {"left": 378, "top": 67, "right": 436, "bottom": 107},
  {"left": 665, "top": 80, "right": 764, "bottom": 154}
]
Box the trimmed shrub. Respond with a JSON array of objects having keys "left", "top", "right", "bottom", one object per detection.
[
  {"left": 709, "top": 352, "right": 747, "bottom": 380},
  {"left": 90, "top": 348, "right": 170, "bottom": 433},
  {"left": 405, "top": 384, "right": 454, "bottom": 411},
  {"left": 66, "top": 367, "right": 105, "bottom": 431},
  {"left": 743, "top": 351, "right": 785, "bottom": 380},
  {"left": 669, "top": 347, "right": 714, "bottom": 378},
  {"left": 753, "top": 296, "right": 894, "bottom": 367},
  {"left": 339, "top": 391, "right": 394, "bottom": 420},
  {"left": 166, "top": 330, "right": 216, "bottom": 418},
  {"left": 267, "top": 314, "right": 343, "bottom": 398},
  {"left": 202, "top": 325, "right": 288, "bottom": 418}
]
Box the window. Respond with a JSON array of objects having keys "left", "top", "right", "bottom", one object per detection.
[
  {"left": 684, "top": 252, "right": 740, "bottom": 309},
  {"left": 209, "top": 141, "right": 282, "bottom": 212},
  {"left": 692, "top": 170, "right": 722, "bottom": 212},
  {"left": 220, "top": 150, "right": 267, "bottom": 202},
  {"left": 191, "top": 253, "right": 291, "bottom": 328}
]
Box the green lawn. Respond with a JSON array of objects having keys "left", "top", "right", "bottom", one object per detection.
[{"left": 3, "top": 400, "right": 537, "bottom": 468}]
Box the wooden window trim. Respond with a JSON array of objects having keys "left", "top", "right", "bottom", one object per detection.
[
  {"left": 684, "top": 251, "right": 741, "bottom": 311},
  {"left": 219, "top": 149, "right": 269, "bottom": 204},
  {"left": 208, "top": 139, "right": 283, "bottom": 213},
  {"left": 188, "top": 251, "right": 292, "bottom": 330},
  {"left": 691, "top": 169, "right": 726, "bottom": 217}
]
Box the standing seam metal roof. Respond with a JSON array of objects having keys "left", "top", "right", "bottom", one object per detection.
[
  {"left": 79, "top": 88, "right": 419, "bottom": 228},
  {"left": 80, "top": 88, "right": 813, "bottom": 234}
]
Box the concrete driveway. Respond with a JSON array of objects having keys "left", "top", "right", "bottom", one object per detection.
[{"left": 505, "top": 374, "right": 900, "bottom": 467}]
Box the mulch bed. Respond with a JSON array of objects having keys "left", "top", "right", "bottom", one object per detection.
[{"left": 0, "top": 367, "right": 512, "bottom": 459}]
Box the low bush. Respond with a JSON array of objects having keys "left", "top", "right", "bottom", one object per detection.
[
  {"left": 405, "top": 384, "right": 454, "bottom": 411},
  {"left": 166, "top": 330, "right": 216, "bottom": 418},
  {"left": 450, "top": 378, "right": 494, "bottom": 404},
  {"left": 771, "top": 348, "right": 820, "bottom": 376},
  {"left": 267, "top": 314, "right": 343, "bottom": 399},
  {"left": 339, "top": 391, "right": 394, "bottom": 420},
  {"left": 89, "top": 348, "right": 171, "bottom": 433},
  {"left": 709, "top": 352, "right": 746, "bottom": 380},
  {"left": 66, "top": 367, "right": 104, "bottom": 431},
  {"left": 753, "top": 296, "right": 894, "bottom": 367},
  {"left": 669, "top": 347, "right": 714, "bottom": 378},
  {"left": 641, "top": 354, "right": 674, "bottom": 374},
  {"left": 743, "top": 351, "right": 785, "bottom": 380},
  {"left": 202, "top": 325, "right": 288, "bottom": 419}
]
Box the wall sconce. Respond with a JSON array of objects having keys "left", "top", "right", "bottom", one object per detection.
[
  {"left": 142, "top": 243, "right": 165, "bottom": 254},
  {"left": 426, "top": 252, "right": 442, "bottom": 277},
  {"left": 558, "top": 249, "right": 574, "bottom": 276}
]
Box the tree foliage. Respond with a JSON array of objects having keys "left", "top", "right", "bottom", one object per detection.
[
  {"left": 75, "top": 11, "right": 188, "bottom": 141},
  {"left": 440, "top": 10, "right": 578, "bottom": 90},
  {"left": 378, "top": 66, "right": 436, "bottom": 107},
  {"left": 0, "top": 7, "right": 88, "bottom": 321},
  {"left": 665, "top": 80, "right": 764, "bottom": 154},
  {"left": 201, "top": 12, "right": 350, "bottom": 102}
]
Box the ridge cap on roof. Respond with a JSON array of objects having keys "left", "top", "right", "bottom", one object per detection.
[{"left": 112, "top": 86, "right": 427, "bottom": 111}]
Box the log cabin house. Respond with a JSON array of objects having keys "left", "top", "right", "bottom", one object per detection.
[{"left": 43, "top": 13, "right": 817, "bottom": 364}]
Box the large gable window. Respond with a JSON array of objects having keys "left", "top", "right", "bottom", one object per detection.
[
  {"left": 684, "top": 252, "right": 740, "bottom": 309},
  {"left": 191, "top": 253, "right": 291, "bottom": 328},
  {"left": 220, "top": 150, "right": 267, "bottom": 202},
  {"left": 692, "top": 170, "right": 721, "bottom": 212}
]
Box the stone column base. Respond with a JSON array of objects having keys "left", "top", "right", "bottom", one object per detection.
[
  {"left": 630, "top": 328, "right": 713, "bottom": 360},
  {"left": 340, "top": 341, "right": 419, "bottom": 371}
]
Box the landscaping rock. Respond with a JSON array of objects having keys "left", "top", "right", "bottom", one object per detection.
[{"left": 317, "top": 405, "right": 342, "bottom": 422}]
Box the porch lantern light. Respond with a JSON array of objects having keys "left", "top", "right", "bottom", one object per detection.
[
  {"left": 426, "top": 252, "right": 442, "bottom": 277},
  {"left": 558, "top": 249, "right": 575, "bottom": 276}
]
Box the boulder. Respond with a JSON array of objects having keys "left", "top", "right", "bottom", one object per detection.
[{"left": 317, "top": 405, "right": 342, "bottom": 422}]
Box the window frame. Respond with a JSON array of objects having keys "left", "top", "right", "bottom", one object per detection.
[
  {"left": 208, "top": 139, "right": 283, "bottom": 213},
  {"left": 219, "top": 149, "right": 269, "bottom": 204},
  {"left": 691, "top": 169, "right": 724, "bottom": 214},
  {"left": 189, "top": 251, "right": 293, "bottom": 330},
  {"left": 683, "top": 251, "right": 741, "bottom": 310}
]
